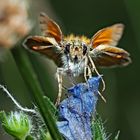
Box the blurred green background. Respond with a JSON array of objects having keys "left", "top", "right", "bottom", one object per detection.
[{"left": 0, "top": 0, "right": 140, "bottom": 139}]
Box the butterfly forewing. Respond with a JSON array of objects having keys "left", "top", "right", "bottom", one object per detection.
[
  {"left": 91, "top": 23, "right": 124, "bottom": 48},
  {"left": 40, "top": 12, "right": 62, "bottom": 43}
]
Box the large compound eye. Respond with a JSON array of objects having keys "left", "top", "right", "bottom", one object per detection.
[
  {"left": 64, "top": 43, "right": 70, "bottom": 54},
  {"left": 83, "top": 44, "right": 87, "bottom": 55}
]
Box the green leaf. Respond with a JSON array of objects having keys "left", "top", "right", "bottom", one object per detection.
[
  {"left": 43, "top": 96, "right": 58, "bottom": 118},
  {"left": 92, "top": 116, "right": 120, "bottom": 140},
  {"left": 91, "top": 116, "right": 107, "bottom": 140},
  {"left": 40, "top": 130, "right": 52, "bottom": 140}
]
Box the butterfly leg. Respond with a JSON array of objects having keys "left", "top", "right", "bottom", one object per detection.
[
  {"left": 88, "top": 55, "right": 105, "bottom": 92},
  {"left": 87, "top": 66, "right": 92, "bottom": 78},
  {"left": 98, "top": 91, "right": 106, "bottom": 103},
  {"left": 55, "top": 68, "right": 63, "bottom": 106},
  {"left": 84, "top": 56, "right": 88, "bottom": 82}
]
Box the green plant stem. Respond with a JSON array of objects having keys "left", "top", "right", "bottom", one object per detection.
[
  {"left": 28, "top": 55, "right": 56, "bottom": 100},
  {"left": 11, "top": 46, "right": 62, "bottom": 140}
]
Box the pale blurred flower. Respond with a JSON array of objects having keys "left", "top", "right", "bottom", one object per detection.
[{"left": 0, "top": 0, "right": 31, "bottom": 48}]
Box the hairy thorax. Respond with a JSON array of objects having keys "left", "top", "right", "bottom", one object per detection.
[{"left": 61, "top": 54, "right": 85, "bottom": 77}]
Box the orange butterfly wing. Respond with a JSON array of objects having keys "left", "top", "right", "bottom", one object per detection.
[
  {"left": 90, "top": 24, "right": 131, "bottom": 67},
  {"left": 91, "top": 23, "right": 124, "bottom": 48},
  {"left": 40, "top": 13, "right": 63, "bottom": 43}
]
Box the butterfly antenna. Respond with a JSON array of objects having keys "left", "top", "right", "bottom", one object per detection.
[{"left": 88, "top": 55, "right": 106, "bottom": 92}]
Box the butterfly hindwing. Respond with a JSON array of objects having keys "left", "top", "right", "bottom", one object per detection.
[
  {"left": 23, "top": 36, "right": 62, "bottom": 66},
  {"left": 90, "top": 45, "right": 131, "bottom": 67}
]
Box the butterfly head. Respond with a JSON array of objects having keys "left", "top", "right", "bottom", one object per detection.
[{"left": 62, "top": 39, "right": 88, "bottom": 63}]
